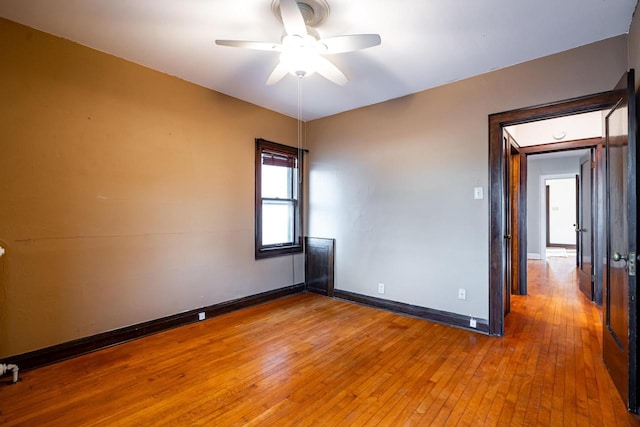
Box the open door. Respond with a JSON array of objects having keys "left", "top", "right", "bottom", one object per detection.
[
  {"left": 503, "top": 136, "right": 512, "bottom": 315},
  {"left": 603, "top": 70, "right": 638, "bottom": 412},
  {"left": 576, "top": 174, "right": 580, "bottom": 268},
  {"left": 509, "top": 145, "right": 524, "bottom": 296},
  {"left": 577, "top": 149, "right": 595, "bottom": 300}
]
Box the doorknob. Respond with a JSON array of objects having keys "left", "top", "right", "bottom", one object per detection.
[
  {"left": 613, "top": 252, "right": 628, "bottom": 262},
  {"left": 613, "top": 251, "right": 637, "bottom": 276}
]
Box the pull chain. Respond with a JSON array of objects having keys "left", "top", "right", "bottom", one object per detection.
[{"left": 297, "top": 75, "right": 303, "bottom": 184}]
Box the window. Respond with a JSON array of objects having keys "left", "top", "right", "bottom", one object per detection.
[{"left": 255, "top": 138, "right": 303, "bottom": 259}]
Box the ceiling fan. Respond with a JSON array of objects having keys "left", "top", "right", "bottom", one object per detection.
[{"left": 215, "top": 0, "right": 381, "bottom": 86}]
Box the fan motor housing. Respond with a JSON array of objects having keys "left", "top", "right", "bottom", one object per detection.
[{"left": 271, "top": 0, "right": 330, "bottom": 27}]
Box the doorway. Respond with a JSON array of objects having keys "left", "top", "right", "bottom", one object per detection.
[
  {"left": 522, "top": 150, "right": 589, "bottom": 262},
  {"left": 500, "top": 118, "right": 603, "bottom": 309},
  {"left": 488, "top": 90, "right": 621, "bottom": 336},
  {"left": 489, "top": 73, "right": 639, "bottom": 412},
  {"left": 545, "top": 177, "right": 577, "bottom": 250}
]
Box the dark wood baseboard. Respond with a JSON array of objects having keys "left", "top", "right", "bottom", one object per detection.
[
  {"left": 334, "top": 290, "right": 490, "bottom": 334},
  {"left": 2, "top": 283, "right": 305, "bottom": 371}
]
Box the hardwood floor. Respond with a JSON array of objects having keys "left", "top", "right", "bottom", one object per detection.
[{"left": 1, "top": 258, "right": 638, "bottom": 426}]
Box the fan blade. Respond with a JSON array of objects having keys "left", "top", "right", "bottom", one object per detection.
[
  {"left": 266, "top": 63, "right": 289, "bottom": 85},
  {"left": 313, "top": 56, "right": 348, "bottom": 86},
  {"left": 319, "top": 34, "right": 381, "bottom": 54},
  {"left": 279, "top": 0, "right": 307, "bottom": 36},
  {"left": 216, "top": 40, "right": 282, "bottom": 52}
]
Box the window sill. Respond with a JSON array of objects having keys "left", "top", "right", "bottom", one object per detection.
[{"left": 255, "top": 244, "right": 303, "bottom": 259}]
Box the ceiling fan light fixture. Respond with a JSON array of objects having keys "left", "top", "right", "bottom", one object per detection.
[
  {"left": 282, "top": 33, "right": 316, "bottom": 49},
  {"left": 279, "top": 34, "right": 321, "bottom": 77},
  {"left": 217, "top": 0, "right": 379, "bottom": 86},
  {"left": 280, "top": 50, "right": 316, "bottom": 77}
]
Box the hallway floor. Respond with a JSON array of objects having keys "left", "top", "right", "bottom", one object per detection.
[{"left": 505, "top": 257, "right": 638, "bottom": 425}]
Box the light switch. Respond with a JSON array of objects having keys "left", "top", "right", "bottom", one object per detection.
[{"left": 474, "top": 187, "right": 483, "bottom": 200}]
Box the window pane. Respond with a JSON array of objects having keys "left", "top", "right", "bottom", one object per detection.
[
  {"left": 255, "top": 139, "right": 302, "bottom": 258},
  {"left": 262, "top": 200, "right": 294, "bottom": 245},
  {"left": 262, "top": 164, "right": 292, "bottom": 199}
]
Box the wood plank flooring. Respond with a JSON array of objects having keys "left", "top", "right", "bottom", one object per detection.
[{"left": 1, "top": 257, "right": 639, "bottom": 425}]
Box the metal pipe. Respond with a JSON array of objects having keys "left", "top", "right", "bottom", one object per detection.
[{"left": 0, "top": 363, "right": 19, "bottom": 383}]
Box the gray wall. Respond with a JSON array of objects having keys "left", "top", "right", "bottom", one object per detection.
[
  {"left": 526, "top": 154, "right": 582, "bottom": 256},
  {"left": 307, "top": 36, "right": 627, "bottom": 322},
  {"left": 629, "top": 3, "right": 640, "bottom": 90}
]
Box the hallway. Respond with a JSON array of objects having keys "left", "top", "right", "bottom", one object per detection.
[{"left": 505, "top": 257, "right": 638, "bottom": 425}]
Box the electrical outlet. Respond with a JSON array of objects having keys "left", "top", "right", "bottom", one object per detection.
[
  {"left": 470, "top": 318, "right": 477, "bottom": 328},
  {"left": 198, "top": 312, "right": 205, "bottom": 321},
  {"left": 458, "top": 288, "right": 466, "bottom": 300},
  {"left": 378, "top": 283, "right": 385, "bottom": 294}
]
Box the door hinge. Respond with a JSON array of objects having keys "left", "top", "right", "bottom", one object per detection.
[
  {"left": 629, "top": 251, "right": 636, "bottom": 276},
  {"left": 591, "top": 274, "right": 596, "bottom": 282},
  {"left": 591, "top": 162, "right": 596, "bottom": 169}
]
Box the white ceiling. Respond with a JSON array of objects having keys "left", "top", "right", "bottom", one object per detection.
[
  {"left": 0, "top": 0, "right": 637, "bottom": 120},
  {"left": 506, "top": 111, "right": 603, "bottom": 147}
]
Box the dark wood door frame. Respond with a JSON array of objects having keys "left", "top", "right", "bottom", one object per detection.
[
  {"left": 510, "top": 139, "right": 600, "bottom": 298},
  {"left": 488, "top": 91, "right": 621, "bottom": 336}
]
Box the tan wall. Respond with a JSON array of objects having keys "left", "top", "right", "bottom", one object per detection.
[
  {"left": 0, "top": 18, "right": 302, "bottom": 358},
  {"left": 306, "top": 36, "right": 628, "bottom": 320}
]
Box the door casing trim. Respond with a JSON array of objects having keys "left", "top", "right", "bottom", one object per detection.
[{"left": 488, "top": 90, "right": 622, "bottom": 336}]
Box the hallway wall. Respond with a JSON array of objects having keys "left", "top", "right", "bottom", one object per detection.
[{"left": 527, "top": 154, "right": 582, "bottom": 257}]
